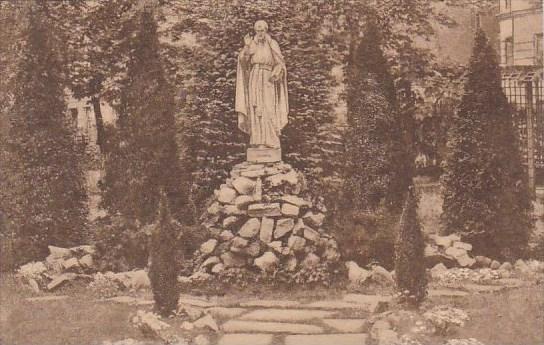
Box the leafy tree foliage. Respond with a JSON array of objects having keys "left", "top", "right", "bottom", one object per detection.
[
  {"left": 2, "top": 1, "right": 88, "bottom": 262},
  {"left": 101, "top": 7, "right": 192, "bottom": 225},
  {"left": 149, "top": 193, "right": 180, "bottom": 316},
  {"left": 395, "top": 186, "right": 427, "bottom": 306},
  {"left": 67, "top": 0, "right": 156, "bottom": 152},
  {"left": 315, "top": 0, "right": 438, "bottom": 84},
  {"left": 441, "top": 29, "right": 532, "bottom": 259},
  {"left": 67, "top": 0, "right": 125, "bottom": 151},
  {"left": 413, "top": 64, "right": 466, "bottom": 176},
  {"left": 93, "top": 216, "right": 152, "bottom": 271}
]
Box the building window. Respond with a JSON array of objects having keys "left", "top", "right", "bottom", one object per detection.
[
  {"left": 505, "top": 37, "right": 513, "bottom": 65},
  {"left": 535, "top": 33, "right": 543, "bottom": 66},
  {"left": 69, "top": 108, "right": 78, "bottom": 128}
]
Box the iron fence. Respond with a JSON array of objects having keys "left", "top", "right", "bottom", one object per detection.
[{"left": 502, "top": 72, "right": 544, "bottom": 188}]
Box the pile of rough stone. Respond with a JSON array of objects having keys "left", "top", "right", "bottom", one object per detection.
[
  {"left": 425, "top": 233, "right": 544, "bottom": 277},
  {"left": 17, "top": 245, "right": 96, "bottom": 292},
  {"left": 194, "top": 161, "right": 340, "bottom": 275},
  {"left": 44, "top": 245, "right": 96, "bottom": 273},
  {"left": 424, "top": 234, "right": 476, "bottom": 268},
  {"left": 17, "top": 245, "right": 152, "bottom": 293},
  {"left": 345, "top": 261, "right": 395, "bottom": 287},
  {"left": 430, "top": 258, "right": 544, "bottom": 284}
]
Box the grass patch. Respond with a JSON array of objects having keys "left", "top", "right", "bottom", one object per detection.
[
  {"left": 453, "top": 285, "right": 544, "bottom": 345},
  {"left": 0, "top": 275, "right": 148, "bottom": 345}
]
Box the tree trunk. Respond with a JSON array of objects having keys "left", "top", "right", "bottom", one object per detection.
[{"left": 91, "top": 96, "right": 105, "bottom": 153}]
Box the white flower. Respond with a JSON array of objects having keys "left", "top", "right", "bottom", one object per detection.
[{"left": 424, "top": 305, "right": 469, "bottom": 334}]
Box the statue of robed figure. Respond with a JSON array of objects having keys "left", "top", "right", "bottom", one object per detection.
[{"left": 235, "top": 20, "right": 289, "bottom": 162}]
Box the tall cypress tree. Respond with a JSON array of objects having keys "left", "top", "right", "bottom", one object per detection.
[
  {"left": 5, "top": 1, "right": 87, "bottom": 261},
  {"left": 102, "top": 7, "right": 191, "bottom": 225},
  {"left": 149, "top": 192, "right": 180, "bottom": 316},
  {"left": 395, "top": 186, "right": 427, "bottom": 306},
  {"left": 441, "top": 29, "right": 532, "bottom": 259}
]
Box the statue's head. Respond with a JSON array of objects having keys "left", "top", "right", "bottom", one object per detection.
[{"left": 254, "top": 20, "right": 268, "bottom": 41}]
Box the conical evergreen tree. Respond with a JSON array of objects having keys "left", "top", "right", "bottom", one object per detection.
[
  {"left": 342, "top": 17, "right": 399, "bottom": 212},
  {"left": 441, "top": 29, "right": 532, "bottom": 259},
  {"left": 395, "top": 186, "right": 427, "bottom": 306},
  {"left": 4, "top": 1, "right": 88, "bottom": 261},
  {"left": 334, "top": 17, "right": 408, "bottom": 267},
  {"left": 149, "top": 192, "right": 180, "bottom": 316},
  {"left": 102, "top": 7, "right": 192, "bottom": 225}
]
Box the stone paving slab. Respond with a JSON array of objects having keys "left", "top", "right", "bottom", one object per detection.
[
  {"left": 217, "top": 333, "right": 274, "bottom": 345},
  {"left": 25, "top": 295, "right": 70, "bottom": 302},
  {"left": 304, "top": 300, "right": 369, "bottom": 309},
  {"left": 284, "top": 333, "right": 368, "bottom": 345},
  {"left": 428, "top": 289, "right": 470, "bottom": 297},
  {"left": 207, "top": 307, "right": 247, "bottom": 319},
  {"left": 222, "top": 320, "right": 324, "bottom": 334},
  {"left": 178, "top": 297, "right": 216, "bottom": 308},
  {"left": 105, "top": 296, "right": 154, "bottom": 305},
  {"left": 342, "top": 294, "right": 393, "bottom": 304},
  {"left": 322, "top": 319, "right": 367, "bottom": 333},
  {"left": 341, "top": 294, "right": 392, "bottom": 313},
  {"left": 238, "top": 300, "right": 301, "bottom": 308},
  {"left": 240, "top": 308, "right": 336, "bottom": 322}
]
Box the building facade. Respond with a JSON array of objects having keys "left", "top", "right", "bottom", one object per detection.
[
  {"left": 497, "top": 0, "right": 543, "bottom": 191},
  {"left": 498, "top": 0, "right": 543, "bottom": 67},
  {"left": 65, "top": 92, "right": 116, "bottom": 221},
  {"left": 65, "top": 91, "right": 116, "bottom": 151}
]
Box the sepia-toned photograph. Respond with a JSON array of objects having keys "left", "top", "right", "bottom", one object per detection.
[{"left": 0, "top": 0, "right": 543, "bottom": 344}]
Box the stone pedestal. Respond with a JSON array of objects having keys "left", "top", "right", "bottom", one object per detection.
[
  {"left": 247, "top": 147, "right": 281, "bottom": 163},
  {"left": 195, "top": 161, "right": 340, "bottom": 275}
]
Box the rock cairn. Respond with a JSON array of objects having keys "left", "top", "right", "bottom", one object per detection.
[{"left": 195, "top": 161, "right": 340, "bottom": 274}]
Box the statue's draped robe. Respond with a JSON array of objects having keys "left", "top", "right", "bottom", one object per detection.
[{"left": 235, "top": 35, "right": 289, "bottom": 148}]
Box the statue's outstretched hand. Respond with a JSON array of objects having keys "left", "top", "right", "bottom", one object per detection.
[{"left": 244, "top": 34, "right": 252, "bottom": 46}]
